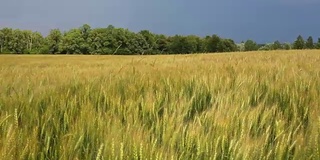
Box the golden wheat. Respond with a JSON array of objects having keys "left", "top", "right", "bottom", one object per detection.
[{"left": 0, "top": 50, "right": 319, "bottom": 159}]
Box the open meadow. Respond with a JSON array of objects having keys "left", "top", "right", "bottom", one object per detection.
[{"left": 0, "top": 50, "right": 320, "bottom": 159}]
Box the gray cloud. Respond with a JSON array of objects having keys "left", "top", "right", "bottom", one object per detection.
[{"left": 0, "top": 0, "right": 319, "bottom": 43}]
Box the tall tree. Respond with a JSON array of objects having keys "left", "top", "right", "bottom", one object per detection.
[
  {"left": 60, "top": 29, "right": 85, "bottom": 54},
  {"left": 110, "top": 28, "right": 132, "bottom": 54},
  {"left": 217, "top": 39, "right": 238, "bottom": 52},
  {"left": 272, "top": 40, "right": 282, "bottom": 50},
  {"left": 168, "top": 35, "right": 183, "bottom": 54},
  {"left": 22, "top": 30, "right": 34, "bottom": 53},
  {"left": 237, "top": 42, "right": 245, "bottom": 51},
  {"left": 128, "top": 32, "right": 148, "bottom": 55},
  {"left": 316, "top": 38, "right": 320, "bottom": 49},
  {"left": 2, "top": 24, "right": 319, "bottom": 54},
  {"left": 167, "top": 35, "right": 198, "bottom": 54},
  {"left": 185, "top": 35, "right": 200, "bottom": 53},
  {"left": 206, "top": 34, "right": 221, "bottom": 52},
  {"left": 305, "top": 36, "right": 314, "bottom": 49},
  {"left": 293, "top": 35, "right": 305, "bottom": 49},
  {"left": 0, "top": 30, "right": 4, "bottom": 53},
  {"left": 79, "top": 24, "right": 91, "bottom": 54},
  {"left": 196, "top": 37, "right": 206, "bottom": 53},
  {"left": 88, "top": 28, "right": 112, "bottom": 54},
  {"left": 139, "top": 30, "right": 157, "bottom": 54},
  {"left": 10, "top": 29, "right": 28, "bottom": 54},
  {"left": 244, "top": 40, "right": 258, "bottom": 51},
  {"left": 282, "top": 43, "right": 291, "bottom": 50},
  {"left": 0, "top": 28, "right": 13, "bottom": 53},
  {"left": 155, "top": 34, "right": 169, "bottom": 54},
  {"left": 47, "top": 29, "right": 62, "bottom": 54},
  {"left": 30, "top": 32, "right": 45, "bottom": 53},
  {"left": 202, "top": 36, "right": 210, "bottom": 52}
]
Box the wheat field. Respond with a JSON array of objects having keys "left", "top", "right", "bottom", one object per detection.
[{"left": 0, "top": 50, "right": 320, "bottom": 160}]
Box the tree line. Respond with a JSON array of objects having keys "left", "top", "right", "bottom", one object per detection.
[{"left": 1, "top": 24, "right": 320, "bottom": 54}]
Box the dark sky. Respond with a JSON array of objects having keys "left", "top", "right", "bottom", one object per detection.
[{"left": 1, "top": 0, "right": 319, "bottom": 43}]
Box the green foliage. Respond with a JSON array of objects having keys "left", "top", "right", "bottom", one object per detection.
[
  {"left": 186, "top": 35, "right": 202, "bottom": 53},
  {"left": 272, "top": 40, "right": 282, "bottom": 50},
  {"left": 60, "top": 29, "right": 85, "bottom": 54},
  {"left": 47, "top": 29, "right": 62, "bottom": 54},
  {"left": 139, "top": 30, "right": 157, "bottom": 54},
  {"left": 206, "top": 34, "right": 221, "bottom": 52},
  {"left": 79, "top": 24, "right": 92, "bottom": 54},
  {"left": 316, "top": 38, "right": 320, "bottom": 49},
  {"left": 244, "top": 40, "right": 258, "bottom": 51},
  {"left": 282, "top": 43, "right": 292, "bottom": 50},
  {"left": 258, "top": 43, "right": 273, "bottom": 51},
  {"left": 237, "top": 42, "right": 245, "bottom": 51},
  {"left": 30, "top": 32, "right": 45, "bottom": 54},
  {"left": 128, "top": 32, "right": 148, "bottom": 55},
  {"left": 168, "top": 35, "right": 198, "bottom": 54},
  {"left": 10, "top": 29, "right": 28, "bottom": 54},
  {"left": 109, "top": 28, "right": 132, "bottom": 54},
  {"left": 258, "top": 41, "right": 283, "bottom": 51},
  {"left": 0, "top": 28, "right": 13, "bottom": 53},
  {"left": 217, "top": 39, "right": 238, "bottom": 52},
  {"left": 155, "top": 34, "right": 169, "bottom": 54},
  {"left": 293, "top": 35, "right": 305, "bottom": 49},
  {"left": 88, "top": 28, "right": 113, "bottom": 54},
  {"left": 0, "top": 25, "right": 318, "bottom": 55},
  {"left": 0, "top": 29, "right": 4, "bottom": 53},
  {"left": 305, "top": 36, "right": 314, "bottom": 49}
]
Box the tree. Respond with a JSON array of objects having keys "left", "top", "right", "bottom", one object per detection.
[
  {"left": 272, "top": 40, "right": 282, "bottom": 50},
  {"left": 9, "top": 29, "right": 28, "bottom": 54},
  {"left": 107, "top": 27, "right": 141, "bottom": 54},
  {"left": 316, "top": 38, "right": 320, "bottom": 49},
  {"left": 155, "top": 34, "right": 169, "bottom": 54},
  {"left": 0, "top": 28, "right": 13, "bottom": 53},
  {"left": 138, "top": 30, "right": 157, "bottom": 54},
  {"left": 206, "top": 34, "right": 221, "bottom": 53},
  {"left": 60, "top": 29, "right": 85, "bottom": 54},
  {"left": 30, "top": 32, "right": 45, "bottom": 53},
  {"left": 0, "top": 30, "right": 4, "bottom": 53},
  {"left": 107, "top": 25, "right": 115, "bottom": 30},
  {"left": 237, "top": 42, "right": 245, "bottom": 52},
  {"left": 88, "top": 28, "right": 112, "bottom": 54},
  {"left": 168, "top": 35, "right": 184, "bottom": 54},
  {"left": 293, "top": 35, "right": 305, "bottom": 49},
  {"left": 244, "top": 40, "right": 258, "bottom": 51},
  {"left": 185, "top": 35, "right": 200, "bottom": 53},
  {"left": 258, "top": 43, "right": 272, "bottom": 51},
  {"left": 167, "top": 35, "right": 199, "bottom": 54},
  {"left": 20, "top": 30, "right": 43, "bottom": 53},
  {"left": 217, "top": 39, "right": 238, "bottom": 52},
  {"left": 2, "top": 24, "right": 318, "bottom": 55},
  {"left": 196, "top": 37, "right": 206, "bottom": 53},
  {"left": 79, "top": 24, "right": 91, "bottom": 54},
  {"left": 110, "top": 28, "right": 133, "bottom": 54},
  {"left": 47, "top": 29, "right": 62, "bottom": 54},
  {"left": 305, "top": 36, "right": 314, "bottom": 49},
  {"left": 282, "top": 43, "right": 291, "bottom": 50},
  {"left": 127, "top": 32, "right": 148, "bottom": 55}
]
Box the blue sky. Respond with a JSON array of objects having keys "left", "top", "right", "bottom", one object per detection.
[{"left": 1, "top": 0, "right": 319, "bottom": 43}]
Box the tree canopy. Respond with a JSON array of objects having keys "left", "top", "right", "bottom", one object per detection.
[{"left": 0, "top": 25, "right": 319, "bottom": 54}]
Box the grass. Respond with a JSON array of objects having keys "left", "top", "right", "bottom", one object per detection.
[{"left": 0, "top": 50, "right": 320, "bottom": 159}]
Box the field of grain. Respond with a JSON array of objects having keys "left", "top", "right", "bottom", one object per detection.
[{"left": 0, "top": 50, "right": 320, "bottom": 159}]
